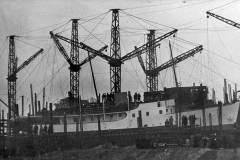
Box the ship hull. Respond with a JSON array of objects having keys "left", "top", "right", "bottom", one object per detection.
[{"left": 49, "top": 101, "right": 240, "bottom": 133}]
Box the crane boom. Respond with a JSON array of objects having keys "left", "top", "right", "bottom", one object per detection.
[
  {"left": 13, "top": 49, "right": 43, "bottom": 77},
  {"left": 79, "top": 46, "right": 108, "bottom": 67},
  {"left": 206, "top": 11, "right": 240, "bottom": 29},
  {"left": 146, "top": 45, "right": 203, "bottom": 75},
  {"left": 50, "top": 31, "right": 73, "bottom": 65},
  {"left": 121, "top": 29, "right": 177, "bottom": 62},
  {"left": 53, "top": 33, "right": 111, "bottom": 62}
]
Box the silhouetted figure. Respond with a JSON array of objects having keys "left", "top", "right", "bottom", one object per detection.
[
  {"left": 128, "top": 91, "right": 132, "bottom": 102},
  {"left": 137, "top": 93, "right": 141, "bottom": 102},
  {"left": 33, "top": 125, "right": 38, "bottom": 135},
  {"left": 134, "top": 93, "right": 137, "bottom": 102},
  {"left": 44, "top": 125, "right": 48, "bottom": 135},
  {"left": 165, "top": 119, "right": 169, "bottom": 127}
]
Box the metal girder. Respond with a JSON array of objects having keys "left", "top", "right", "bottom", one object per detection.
[
  {"left": 70, "top": 19, "right": 80, "bottom": 99},
  {"left": 7, "top": 36, "right": 17, "bottom": 119},
  {"left": 50, "top": 31, "right": 73, "bottom": 65},
  {"left": 54, "top": 34, "right": 111, "bottom": 62},
  {"left": 146, "top": 45, "right": 203, "bottom": 75},
  {"left": 146, "top": 30, "right": 158, "bottom": 92},
  {"left": 207, "top": 11, "right": 240, "bottom": 29},
  {"left": 121, "top": 29, "right": 177, "bottom": 62},
  {"left": 110, "top": 9, "right": 121, "bottom": 93}
]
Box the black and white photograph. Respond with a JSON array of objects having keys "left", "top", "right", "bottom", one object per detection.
[{"left": 1, "top": 0, "right": 240, "bottom": 159}]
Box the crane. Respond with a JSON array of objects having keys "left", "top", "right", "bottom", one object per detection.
[
  {"left": 52, "top": 28, "right": 177, "bottom": 93},
  {"left": 50, "top": 31, "right": 108, "bottom": 101},
  {"left": 53, "top": 8, "right": 177, "bottom": 94},
  {"left": 7, "top": 35, "right": 44, "bottom": 119},
  {"left": 206, "top": 11, "right": 240, "bottom": 29},
  {"left": 138, "top": 45, "right": 203, "bottom": 80},
  {"left": 146, "top": 45, "right": 203, "bottom": 75},
  {"left": 50, "top": 31, "right": 108, "bottom": 71}
]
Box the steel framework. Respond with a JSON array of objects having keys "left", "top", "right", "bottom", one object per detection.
[
  {"left": 70, "top": 19, "right": 80, "bottom": 99},
  {"left": 110, "top": 9, "right": 121, "bottom": 93},
  {"left": 146, "top": 30, "right": 158, "bottom": 91},
  {"left": 7, "top": 36, "right": 17, "bottom": 119}
]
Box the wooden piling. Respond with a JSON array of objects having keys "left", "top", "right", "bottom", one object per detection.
[
  {"left": 38, "top": 101, "right": 41, "bottom": 113},
  {"left": 224, "top": 79, "right": 228, "bottom": 104},
  {"left": 34, "top": 93, "right": 37, "bottom": 114},
  {"left": 49, "top": 103, "right": 53, "bottom": 134},
  {"left": 28, "top": 104, "right": 31, "bottom": 115},
  {"left": 21, "top": 96, "right": 24, "bottom": 116},
  {"left": 64, "top": 112, "right": 67, "bottom": 133},
  {"left": 42, "top": 87, "right": 45, "bottom": 109},
  {"left": 228, "top": 84, "right": 232, "bottom": 103},
  {"left": 218, "top": 101, "right": 223, "bottom": 131},
  {"left": 30, "top": 84, "right": 34, "bottom": 115}
]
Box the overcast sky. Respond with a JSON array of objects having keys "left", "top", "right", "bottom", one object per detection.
[{"left": 1, "top": 0, "right": 240, "bottom": 115}]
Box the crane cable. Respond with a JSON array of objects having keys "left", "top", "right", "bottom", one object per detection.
[{"left": 120, "top": 10, "right": 175, "bottom": 30}]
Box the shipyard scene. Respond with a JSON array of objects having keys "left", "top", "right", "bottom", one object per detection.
[{"left": 1, "top": 0, "right": 240, "bottom": 159}]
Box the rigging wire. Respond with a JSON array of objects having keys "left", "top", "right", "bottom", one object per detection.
[
  {"left": 208, "top": 0, "right": 240, "bottom": 12},
  {"left": 79, "top": 11, "right": 111, "bottom": 25},
  {"left": 121, "top": 10, "right": 175, "bottom": 30},
  {"left": 17, "top": 45, "right": 52, "bottom": 90},
  {"left": 50, "top": 45, "right": 57, "bottom": 99},
  {"left": 18, "top": 19, "right": 71, "bottom": 36},
  {"left": 191, "top": 57, "right": 240, "bottom": 85},
  {"left": 0, "top": 38, "right": 8, "bottom": 59},
  {"left": 80, "top": 11, "right": 109, "bottom": 45},
  {"left": 122, "top": 1, "right": 180, "bottom": 11},
  {"left": 15, "top": 37, "right": 42, "bottom": 49},
  {"left": 126, "top": 0, "right": 217, "bottom": 16}
]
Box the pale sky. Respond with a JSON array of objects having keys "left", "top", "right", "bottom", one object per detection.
[{"left": 1, "top": 0, "right": 240, "bottom": 115}]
